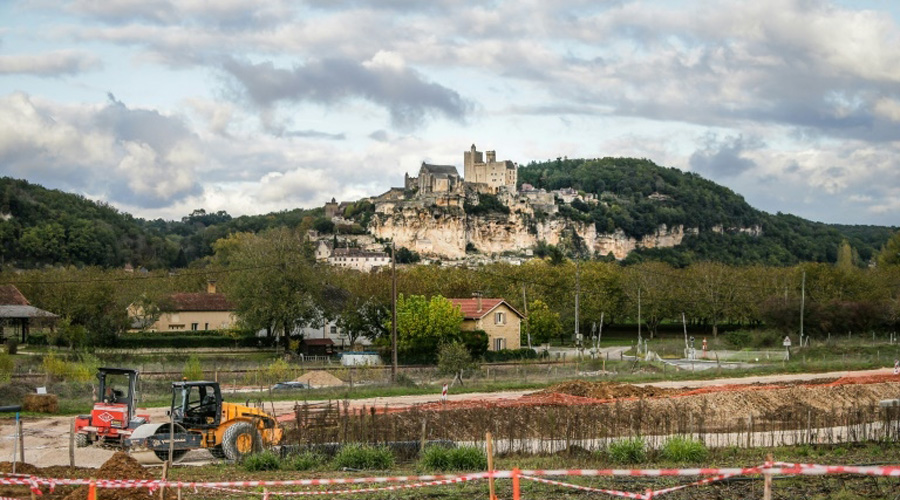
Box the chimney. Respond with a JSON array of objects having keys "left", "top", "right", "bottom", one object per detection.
[
  {"left": 474, "top": 292, "right": 482, "bottom": 313},
  {"left": 207, "top": 280, "right": 217, "bottom": 294}
]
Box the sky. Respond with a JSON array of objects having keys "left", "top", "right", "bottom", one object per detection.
[{"left": 1, "top": 0, "right": 899, "bottom": 226}]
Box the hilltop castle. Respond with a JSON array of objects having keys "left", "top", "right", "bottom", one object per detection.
[{"left": 464, "top": 144, "right": 517, "bottom": 193}]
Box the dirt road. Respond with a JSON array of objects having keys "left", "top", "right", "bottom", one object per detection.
[{"left": 1, "top": 367, "right": 894, "bottom": 468}]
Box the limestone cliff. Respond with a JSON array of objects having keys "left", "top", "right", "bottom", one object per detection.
[{"left": 370, "top": 209, "right": 718, "bottom": 260}]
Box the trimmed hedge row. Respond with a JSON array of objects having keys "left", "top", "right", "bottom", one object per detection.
[
  {"left": 483, "top": 348, "right": 539, "bottom": 362},
  {"left": 115, "top": 334, "right": 277, "bottom": 349}
]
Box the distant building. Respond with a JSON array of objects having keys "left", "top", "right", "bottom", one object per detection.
[
  {"left": 328, "top": 247, "right": 391, "bottom": 272},
  {"left": 463, "top": 144, "right": 517, "bottom": 193},
  {"left": 448, "top": 297, "right": 525, "bottom": 351},
  {"left": 324, "top": 197, "right": 340, "bottom": 218},
  {"left": 315, "top": 240, "right": 334, "bottom": 261},
  {"left": 407, "top": 162, "right": 462, "bottom": 194},
  {"left": 129, "top": 281, "right": 234, "bottom": 332}
]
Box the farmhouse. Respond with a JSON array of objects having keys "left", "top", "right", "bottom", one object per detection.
[
  {"left": 449, "top": 297, "right": 524, "bottom": 351},
  {"left": 129, "top": 281, "right": 235, "bottom": 332}
]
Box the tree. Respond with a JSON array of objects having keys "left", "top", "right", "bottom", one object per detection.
[
  {"left": 526, "top": 299, "right": 562, "bottom": 345},
  {"left": 836, "top": 239, "right": 857, "bottom": 270},
  {"left": 877, "top": 231, "right": 900, "bottom": 267},
  {"left": 216, "top": 228, "right": 319, "bottom": 349},
  {"left": 437, "top": 342, "right": 475, "bottom": 385},
  {"left": 386, "top": 294, "right": 463, "bottom": 362}
]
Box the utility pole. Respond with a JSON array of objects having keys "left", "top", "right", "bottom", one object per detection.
[
  {"left": 574, "top": 260, "right": 580, "bottom": 347},
  {"left": 800, "top": 270, "right": 806, "bottom": 342},
  {"left": 391, "top": 242, "right": 398, "bottom": 382},
  {"left": 637, "top": 287, "right": 642, "bottom": 347},
  {"left": 522, "top": 284, "right": 531, "bottom": 350}
]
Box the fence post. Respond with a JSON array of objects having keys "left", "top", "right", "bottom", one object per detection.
[
  {"left": 763, "top": 453, "right": 773, "bottom": 500},
  {"left": 88, "top": 479, "right": 96, "bottom": 500},
  {"left": 69, "top": 419, "right": 75, "bottom": 467},
  {"left": 486, "top": 432, "right": 497, "bottom": 500},
  {"left": 512, "top": 467, "right": 520, "bottom": 500}
]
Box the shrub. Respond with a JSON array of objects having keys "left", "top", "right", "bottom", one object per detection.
[
  {"left": 660, "top": 436, "right": 708, "bottom": 463},
  {"left": 437, "top": 342, "right": 473, "bottom": 376},
  {"left": 5, "top": 337, "right": 18, "bottom": 355},
  {"left": 0, "top": 353, "right": 13, "bottom": 383},
  {"left": 242, "top": 450, "right": 281, "bottom": 471},
  {"left": 284, "top": 451, "right": 323, "bottom": 471},
  {"left": 606, "top": 437, "right": 646, "bottom": 464},
  {"left": 420, "top": 445, "right": 487, "bottom": 471},
  {"left": 264, "top": 358, "right": 293, "bottom": 385},
  {"left": 483, "top": 348, "right": 538, "bottom": 363},
  {"left": 724, "top": 330, "right": 752, "bottom": 348},
  {"left": 182, "top": 355, "right": 203, "bottom": 381},
  {"left": 332, "top": 444, "right": 394, "bottom": 470},
  {"left": 42, "top": 353, "right": 98, "bottom": 382}
]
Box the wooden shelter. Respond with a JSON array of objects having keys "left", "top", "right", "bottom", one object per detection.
[{"left": 0, "top": 285, "right": 58, "bottom": 343}]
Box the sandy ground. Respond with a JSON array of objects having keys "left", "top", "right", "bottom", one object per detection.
[{"left": 1, "top": 367, "right": 894, "bottom": 468}]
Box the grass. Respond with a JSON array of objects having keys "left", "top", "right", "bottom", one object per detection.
[
  {"left": 151, "top": 441, "right": 900, "bottom": 500},
  {"left": 659, "top": 436, "right": 708, "bottom": 463},
  {"left": 605, "top": 437, "right": 647, "bottom": 464},
  {"left": 332, "top": 444, "right": 395, "bottom": 470},
  {"left": 419, "top": 445, "right": 487, "bottom": 471}
]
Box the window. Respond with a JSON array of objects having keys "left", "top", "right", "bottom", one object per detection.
[
  {"left": 204, "top": 323, "right": 209, "bottom": 330},
  {"left": 493, "top": 338, "right": 505, "bottom": 351},
  {"left": 191, "top": 323, "right": 199, "bottom": 331},
  {"left": 169, "top": 324, "right": 185, "bottom": 330},
  {"left": 330, "top": 325, "right": 338, "bottom": 334},
  {"left": 495, "top": 312, "right": 505, "bottom": 325}
]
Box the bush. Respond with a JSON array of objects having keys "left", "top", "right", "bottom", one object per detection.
[
  {"left": 483, "top": 348, "right": 538, "bottom": 363},
  {"left": 332, "top": 444, "right": 394, "bottom": 470},
  {"left": 437, "top": 342, "right": 473, "bottom": 376},
  {"left": 723, "top": 330, "right": 752, "bottom": 348},
  {"left": 115, "top": 331, "right": 274, "bottom": 349},
  {"left": 724, "top": 329, "right": 782, "bottom": 349},
  {"left": 606, "top": 437, "right": 646, "bottom": 464},
  {"left": 5, "top": 337, "right": 18, "bottom": 355},
  {"left": 660, "top": 436, "right": 708, "bottom": 463},
  {"left": 182, "top": 355, "right": 203, "bottom": 381},
  {"left": 242, "top": 450, "right": 281, "bottom": 471},
  {"left": 264, "top": 358, "right": 293, "bottom": 385},
  {"left": 0, "top": 353, "right": 13, "bottom": 383},
  {"left": 284, "top": 451, "right": 323, "bottom": 471},
  {"left": 420, "top": 445, "right": 487, "bottom": 471},
  {"left": 42, "top": 352, "right": 98, "bottom": 382}
]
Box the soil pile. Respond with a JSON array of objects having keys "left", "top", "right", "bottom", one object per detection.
[
  {"left": 62, "top": 452, "right": 174, "bottom": 500},
  {"left": 295, "top": 370, "right": 344, "bottom": 388},
  {"left": 0, "top": 461, "right": 41, "bottom": 475},
  {"left": 541, "top": 380, "right": 678, "bottom": 399}
]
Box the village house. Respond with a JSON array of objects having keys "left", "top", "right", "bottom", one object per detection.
[
  {"left": 449, "top": 297, "right": 525, "bottom": 351},
  {"left": 129, "top": 281, "right": 235, "bottom": 332},
  {"left": 328, "top": 247, "right": 391, "bottom": 272}
]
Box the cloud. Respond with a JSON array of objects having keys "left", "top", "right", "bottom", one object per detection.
[
  {"left": 221, "top": 55, "right": 472, "bottom": 130},
  {"left": 64, "top": 0, "right": 294, "bottom": 29},
  {"left": 0, "top": 50, "right": 102, "bottom": 76},
  {"left": 689, "top": 134, "right": 760, "bottom": 178},
  {"left": 0, "top": 92, "right": 202, "bottom": 207}
]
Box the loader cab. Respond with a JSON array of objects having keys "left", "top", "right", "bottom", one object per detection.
[
  {"left": 97, "top": 367, "right": 139, "bottom": 423},
  {"left": 171, "top": 381, "right": 222, "bottom": 429}
]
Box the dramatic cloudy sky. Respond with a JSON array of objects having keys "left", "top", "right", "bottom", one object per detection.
[{"left": 1, "top": 0, "right": 899, "bottom": 225}]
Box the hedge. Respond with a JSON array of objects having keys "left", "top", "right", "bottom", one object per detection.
[{"left": 483, "top": 348, "right": 538, "bottom": 362}]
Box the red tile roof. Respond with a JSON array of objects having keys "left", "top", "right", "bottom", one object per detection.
[
  {"left": 0, "top": 285, "right": 29, "bottom": 306},
  {"left": 168, "top": 293, "right": 234, "bottom": 312},
  {"left": 447, "top": 298, "right": 524, "bottom": 320}
]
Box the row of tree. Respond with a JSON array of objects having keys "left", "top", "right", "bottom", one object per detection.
[{"left": 8, "top": 226, "right": 900, "bottom": 358}]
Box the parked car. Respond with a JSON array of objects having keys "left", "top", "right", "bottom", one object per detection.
[{"left": 271, "top": 381, "right": 310, "bottom": 390}]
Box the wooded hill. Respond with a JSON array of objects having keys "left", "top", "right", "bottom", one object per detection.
[
  {"left": 0, "top": 154, "right": 896, "bottom": 270},
  {"left": 518, "top": 158, "right": 896, "bottom": 266}
]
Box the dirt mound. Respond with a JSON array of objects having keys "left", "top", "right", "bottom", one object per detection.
[
  {"left": 62, "top": 452, "right": 174, "bottom": 500},
  {"left": 295, "top": 370, "right": 344, "bottom": 388},
  {"left": 541, "top": 380, "right": 677, "bottom": 399},
  {"left": 0, "top": 461, "right": 41, "bottom": 475}
]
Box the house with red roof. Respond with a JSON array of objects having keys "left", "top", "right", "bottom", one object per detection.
[
  {"left": 0, "top": 285, "right": 58, "bottom": 343},
  {"left": 448, "top": 297, "right": 525, "bottom": 351},
  {"left": 129, "top": 281, "right": 235, "bottom": 332}
]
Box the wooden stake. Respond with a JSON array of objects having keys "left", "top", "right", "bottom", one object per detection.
[
  {"left": 69, "top": 419, "right": 75, "bottom": 468},
  {"left": 160, "top": 462, "right": 168, "bottom": 500},
  {"left": 18, "top": 417, "right": 24, "bottom": 463},
  {"left": 486, "top": 432, "right": 497, "bottom": 500},
  {"left": 420, "top": 419, "right": 428, "bottom": 456},
  {"left": 763, "top": 453, "right": 773, "bottom": 500}
]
